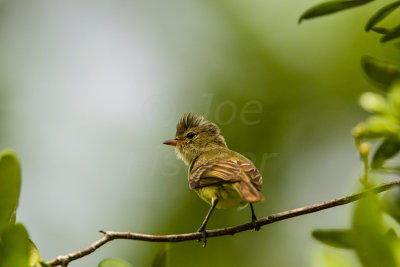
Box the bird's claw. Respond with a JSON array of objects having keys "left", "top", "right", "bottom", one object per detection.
[
  {"left": 200, "top": 230, "right": 207, "bottom": 247},
  {"left": 196, "top": 228, "right": 207, "bottom": 247}
]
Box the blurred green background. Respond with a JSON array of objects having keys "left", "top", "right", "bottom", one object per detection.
[{"left": 0, "top": 0, "right": 399, "bottom": 266}]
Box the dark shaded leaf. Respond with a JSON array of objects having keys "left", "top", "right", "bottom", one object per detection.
[
  {"left": 365, "top": 1, "right": 400, "bottom": 31},
  {"left": 381, "top": 24, "right": 400, "bottom": 42},
  {"left": 312, "top": 229, "right": 355, "bottom": 248},
  {"left": 352, "top": 193, "right": 397, "bottom": 267},
  {"left": 0, "top": 223, "right": 30, "bottom": 267},
  {"left": 0, "top": 150, "right": 21, "bottom": 235},
  {"left": 371, "top": 27, "right": 395, "bottom": 34},
  {"left": 371, "top": 136, "right": 400, "bottom": 168},
  {"left": 299, "top": 0, "right": 375, "bottom": 23},
  {"left": 361, "top": 56, "right": 400, "bottom": 89},
  {"left": 151, "top": 244, "right": 170, "bottom": 267},
  {"left": 98, "top": 258, "right": 132, "bottom": 267}
]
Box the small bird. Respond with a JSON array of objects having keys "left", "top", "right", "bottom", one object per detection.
[{"left": 163, "top": 112, "right": 264, "bottom": 246}]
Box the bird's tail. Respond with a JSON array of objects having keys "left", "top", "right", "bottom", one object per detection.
[{"left": 235, "top": 181, "right": 264, "bottom": 203}]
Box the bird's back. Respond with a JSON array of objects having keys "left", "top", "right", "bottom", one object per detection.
[{"left": 189, "top": 148, "right": 264, "bottom": 208}]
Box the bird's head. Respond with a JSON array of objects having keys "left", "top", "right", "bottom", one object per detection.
[{"left": 163, "top": 112, "right": 227, "bottom": 165}]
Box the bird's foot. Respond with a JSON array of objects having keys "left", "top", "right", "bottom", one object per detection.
[
  {"left": 196, "top": 227, "right": 207, "bottom": 247},
  {"left": 252, "top": 216, "right": 261, "bottom": 231}
]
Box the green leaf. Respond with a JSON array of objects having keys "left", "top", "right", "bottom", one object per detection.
[
  {"left": 298, "top": 0, "right": 374, "bottom": 23},
  {"left": 98, "top": 258, "right": 132, "bottom": 267},
  {"left": 388, "top": 82, "right": 400, "bottom": 119},
  {"left": 0, "top": 150, "right": 21, "bottom": 235},
  {"left": 371, "top": 136, "right": 400, "bottom": 168},
  {"left": 0, "top": 223, "right": 30, "bottom": 267},
  {"left": 381, "top": 186, "right": 400, "bottom": 223},
  {"left": 36, "top": 260, "right": 51, "bottom": 267},
  {"left": 352, "top": 117, "right": 399, "bottom": 139},
  {"left": 316, "top": 249, "right": 360, "bottom": 267},
  {"left": 381, "top": 24, "right": 400, "bottom": 42},
  {"left": 361, "top": 56, "right": 400, "bottom": 89},
  {"left": 365, "top": 1, "right": 400, "bottom": 31},
  {"left": 352, "top": 193, "right": 397, "bottom": 267},
  {"left": 28, "top": 239, "right": 41, "bottom": 267},
  {"left": 151, "top": 244, "right": 170, "bottom": 267},
  {"left": 359, "top": 92, "right": 388, "bottom": 114},
  {"left": 312, "top": 229, "right": 356, "bottom": 249},
  {"left": 364, "top": 115, "right": 399, "bottom": 137}
]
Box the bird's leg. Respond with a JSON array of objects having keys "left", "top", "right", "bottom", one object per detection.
[
  {"left": 250, "top": 203, "right": 260, "bottom": 231},
  {"left": 197, "top": 198, "right": 218, "bottom": 247}
]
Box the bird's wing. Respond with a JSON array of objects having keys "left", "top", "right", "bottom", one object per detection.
[
  {"left": 237, "top": 161, "right": 262, "bottom": 191},
  {"left": 189, "top": 159, "right": 262, "bottom": 191}
]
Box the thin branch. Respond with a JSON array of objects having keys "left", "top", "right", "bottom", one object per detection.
[{"left": 46, "top": 180, "right": 400, "bottom": 266}]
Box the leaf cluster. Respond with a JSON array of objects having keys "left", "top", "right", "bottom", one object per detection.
[
  {"left": 353, "top": 56, "right": 400, "bottom": 169},
  {"left": 313, "top": 192, "right": 400, "bottom": 267},
  {"left": 0, "top": 151, "right": 49, "bottom": 267},
  {"left": 0, "top": 149, "right": 170, "bottom": 267},
  {"left": 299, "top": 1, "right": 400, "bottom": 266},
  {"left": 299, "top": 0, "right": 400, "bottom": 42}
]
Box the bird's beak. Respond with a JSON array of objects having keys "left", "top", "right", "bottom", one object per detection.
[{"left": 163, "top": 139, "right": 187, "bottom": 146}]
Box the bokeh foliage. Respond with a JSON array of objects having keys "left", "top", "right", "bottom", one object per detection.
[
  {"left": 300, "top": 0, "right": 400, "bottom": 43},
  {"left": 0, "top": 0, "right": 400, "bottom": 267},
  {"left": 300, "top": 1, "right": 400, "bottom": 266},
  {"left": 0, "top": 149, "right": 166, "bottom": 267},
  {"left": 0, "top": 150, "right": 46, "bottom": 267}
]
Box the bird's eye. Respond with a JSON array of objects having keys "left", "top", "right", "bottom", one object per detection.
[{"left": 186, "top": 132, "right": 195, "bottom": 139}]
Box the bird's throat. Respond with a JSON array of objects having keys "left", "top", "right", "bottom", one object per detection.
[{"left": 174, "top": 146, "right": 200, "bottom": 166}]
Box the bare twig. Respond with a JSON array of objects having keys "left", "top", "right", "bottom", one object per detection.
[{"left": 46, "top": 180, "right": 400, "bottom": 266}]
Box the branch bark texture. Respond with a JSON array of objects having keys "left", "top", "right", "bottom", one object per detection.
[{"left": 46, "top": 180, "right": 400, "bottom": 266}]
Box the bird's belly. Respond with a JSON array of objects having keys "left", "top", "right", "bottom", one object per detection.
[{"left": 195, "top": 184, "right": 248, "bottom": 209}]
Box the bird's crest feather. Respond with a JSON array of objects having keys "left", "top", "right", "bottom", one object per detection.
[{"left": 176, "top": 112, "right": 207, "bottom": 136}]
